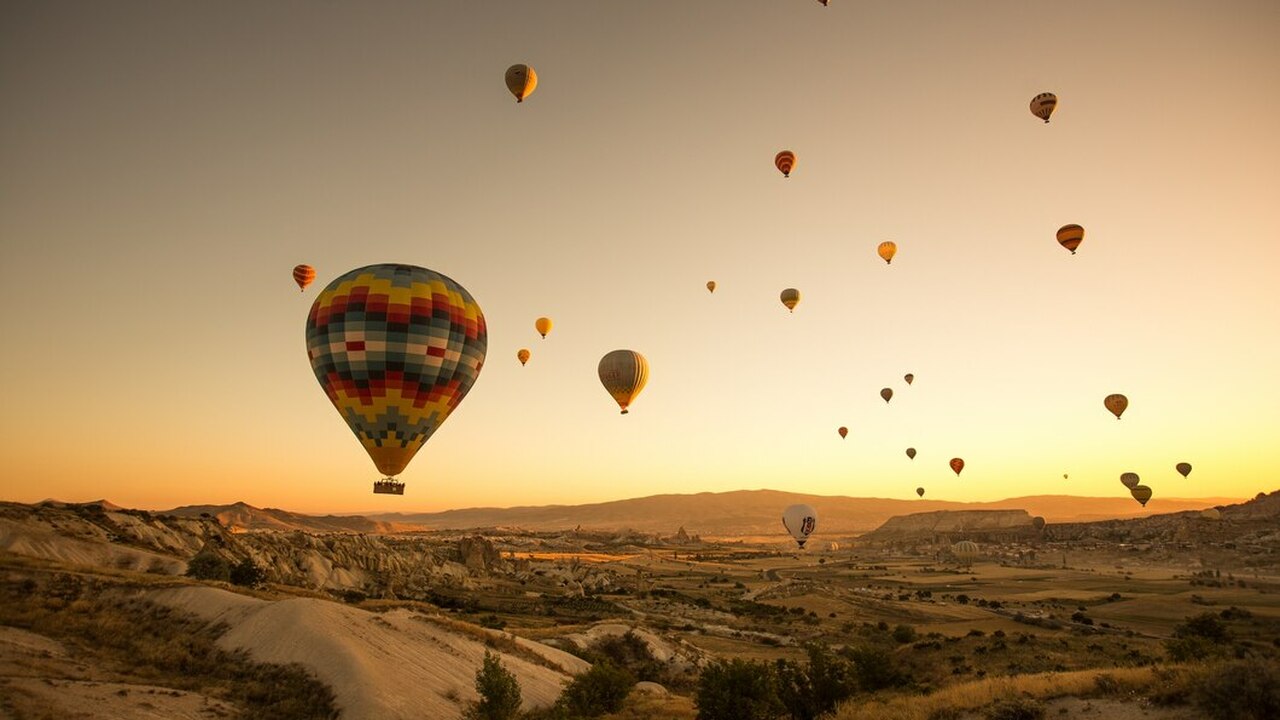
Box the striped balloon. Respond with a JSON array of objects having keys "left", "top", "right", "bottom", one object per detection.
[
  {"left": 877, "top": 241, "right": 897, "bottom": 264},
  {"left": 305, "top": 264, "right": 487, "bottom": 483},
  {"left": 950, "top": 457, "right": 965, "bottom": 476},
  {"left": 293, "top": 264, "right": 316, "bottom": 292},
  {"left": 1030, "top": 92, "right": 1057, "bottom": 122},
  {"left": 598, "top": 350, "right": 648, "bottom": 415},
  {"left": 505, "top": 64, "right": 537, "bottom": 103},
  {"left": 780, "top": 288, "right": 801, "bottom": 312},
  {"left": 775, "top": 150, "right": 796, "bottom": 178},
  {"left": 1057, "top": 224, "right": 1084, "bottom": 255},
  {"left": 517, "top": 348, "right": 531, "bottom": 366}
]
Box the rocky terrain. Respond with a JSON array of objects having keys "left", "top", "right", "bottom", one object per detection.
[{"left": 856, "top": 509, "right": 1038, "bottom": 544}]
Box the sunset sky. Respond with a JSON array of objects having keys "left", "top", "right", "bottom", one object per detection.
[{"left": 2, "top": 1, "right": 1278, "bottom": 513}]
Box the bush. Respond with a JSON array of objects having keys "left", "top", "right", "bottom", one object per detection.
[
  {"left": 229, "top": 558, "right": 265, "bottom": 587},
  {"left": 696, "top": 658, "right": 783, "bottom": 720},
  {"left": 841, "top": 643, "right": 908, "bottom": 692},
  {"left": 185, "top": 551, "right": 230, "bottom": 582},
  {"left": 558, "top": 662, "right": 634, "bottom": 717},
  {"left": 466, "top": 650, "right": 522, "bottom": 720},
  {"left": 774, "top": 644, "right": 859, "bottom": 720},
  {"left": 1167, "top": 612, "right": 1234, "bottom": 661},
  {"left": 983, "top": 697, "right": 1045, "bottom": 720},
  {"left": 892, "top": 624, "right": 918, "bottom": 644},
  {"left": 1193, "top": 658, "right": 1280, "bottom": 720}
]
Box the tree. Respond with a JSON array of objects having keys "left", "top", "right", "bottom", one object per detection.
[
  {"left": 229, "top": 558, "right": 265, "bottom": 587},
  {"left": 696, "top": 658, "right": 783, "bottom": 720},
  {"left": 185, "top": 550, "right": 230, "bottom": 582},
  {"left": 558, "top": 662, "right": 634, "bottom": 717},
  {"left": 466, "top": 651, "right": 522, "bottom": 720}
]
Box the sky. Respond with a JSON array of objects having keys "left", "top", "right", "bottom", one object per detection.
[{"left": 1, "top": 1, "right": 1278, "bottom": 514}]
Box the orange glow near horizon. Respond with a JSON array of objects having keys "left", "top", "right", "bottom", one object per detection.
[{"left": 1, "top": 2, "right": 1278, "bottom": 514}]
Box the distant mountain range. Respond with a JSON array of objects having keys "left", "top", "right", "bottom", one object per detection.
[{"left": 162, "top": 501, "right": 419, "bottom": 534}]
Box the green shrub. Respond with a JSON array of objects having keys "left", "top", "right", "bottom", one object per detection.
[
  {"left": 185, "top": 551, "right": 230, "bottom": 582},
  {"left": 229, "top": 558, "right": 265, "bottom": 587},
  {"left": 892, "top": 624, "right": 918, "bottom": 644},
  {"left": 696, "top": 658, "right": 783, "bottom": 720},
  {"left": 558, "top": 661, "right": 634, "bottom": 717},
  {"left": 465, "top": 650, "right": 522, "bottom": 720},
  {"left": 1193, "top": 658, "right": 1280, "bottom": 720},
  {"left": 841, "top": 643, "right": 908, "bottom": 692}
]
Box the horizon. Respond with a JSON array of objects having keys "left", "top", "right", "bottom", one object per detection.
[{"left": 2, "top": 1, "right": 1278, "bottom": 514}]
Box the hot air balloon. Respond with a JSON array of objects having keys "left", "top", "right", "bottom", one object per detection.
[
  {"left": 706, "top": 281, "right": 716, "bottom": 293},
  {"left": 1120, "top": 472, "right": 1141, "bottom": 489},
  {"left": 1176, "top": 462, "right": 1192, "bottom": 478},
  {"left": 598, "top": 350, "right": 648, "bottom": 415},
  {"left": 305, "top": 264, "right": 487, "bottom": 495},
  {"left": 782, "top": 504, "right": 817, "bottom": 549},
  {"left": 535, "top": 317, "right": 553, "bottom": 339},
  {"left": 1032, "top": 516, "right": 1047, "bottom": 531},
  {"left": 838, "top": 426, "right": 848, "bottom": 439},
  {"left": 1130, "top": 484, "right": 1153, "bottom": 507},
  {"left": 1030, "top": 92, "right": 1057, "bottom": 123},
  {"left": 1104, "top": 394, "right": 1128, "bottom": 419},
  {"left": 877, "top": 241, "right": 897, "bottom": 265},
  {"left": 906, "top": 447, "right": 917, "bottom": 460},
  {"left": 517, "top": 349, "right": 531, "bottom": 366},
  {"left": 818, "top": 0, "right": 830, "bottom": 6},
  {"left": 780, "top": 288, "right": 801, "bottom": 312},
  {"left": 293, "top": 264, "right": 317, "bottom": 292},
  {"left": 880, "top": 388, "right": 893, "bottom": 403},
  {"left": 1200, "top": 507, "right": 1221, "bottom": 521},
  {"left": 952, "top": 540, "right": 980, "bottom": 565},
  {"left": 775, "top": 150, "right": 796, "bottom": 178},
  {"left": 916, "top": 487, "right": 925, "bottom": 498},
  {"left": 505, "top": 64, "right": 537, "bottom": 103},
  {"left": 1063, "top": 473, "right": 1069, "bottom": 480},
  {"left": 950, "top": 458, "right": 965, "bottom": 476},
  {"left": 1057, "top": 224, "right": 1084, "bottom": 255},
  {"left": 904, "top": 373, "right": 914, "bottom": 385}
]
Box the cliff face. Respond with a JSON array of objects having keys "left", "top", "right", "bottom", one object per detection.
[{"left": 858, "top": 509, "right": 1035, "bottom": 543}]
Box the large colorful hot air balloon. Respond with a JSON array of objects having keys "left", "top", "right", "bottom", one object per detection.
[
  {"left": 782, "top": 503, "right": 817, "bottom": 549},
  {"left": 505, "top": 64, "right": 537, "bottom": 103},
  {"left": 1120, "top": 472, "right": 1141, "bottom": 489},
  {"left": 906, "top": 447, "right": 917, "bottom": 460},
  {"left": 880, "top": 388, "right": 893, "bottom": 403},
  {"left": 1057, "top": 224, "right": 1084, "bottom": 255},
  {"left": 706, "top": 281, "right": 716, "bottom": 293},
  {"left": 305, "top": 264, "right": 486, "bottom": 494},
  {"left": 838, "top": 426, "right": 848, "bottom": 439},
  {"left": 952, "top": 540, "right": 980, "bottom": 565},
  {"left": 598, "top": 350, "right": 648, "bottom": 414},
  {"left": 780, "top": 288, "right": 801, "bottom": 312},
  {"left": 517, "top": 349, "right": 531, "bottom": 366},
  {"left": 904, "top": 373, "right": 914, "bottom": 385},
  {"left": 916, "top": 487, "right": 925, "bottom": 498},
  {"left": 775, "top": 150, "right": 796, "bottom": 178},
  {"left": 1030, "top": 92, "right": 1057, "bottom": 123},
  {"left": 535, "top": 317, "right": 553, "bottom": 339},
  {"left": 877, "top": 241, "right": 897, "bottom": 265},
  {"left": 1130, "top": 484, "right": 1153, "bottom": 507},
  {"left": 950, "top": 458, "right": 965, "bottom": 476},
  {"left": 1105, "top": 394, "right": 1128, "bottom": 419},
  {"left": 293, "top": 264, "right": 316, "bottom": 292},
  {"left": 1176, "top": 462, "right": 1192, "bottom": 478}
]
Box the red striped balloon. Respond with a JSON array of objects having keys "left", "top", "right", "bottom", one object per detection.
[{"left": 293, "top": 264, "right": 316, "bottom": 292}]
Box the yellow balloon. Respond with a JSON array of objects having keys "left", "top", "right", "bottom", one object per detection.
[
  {"left": 535, "top": 317, "right": 553, "bottom": 339},
  {"left": 505, "top": 64, "right": 537, "bottom": 103},
  {"left": 598, "top": 350, "right": 648, "bottom": 414},
  {"left": 780, "top": 288, "right": 801, "bottom": 312},
  {"left": 877, "top": 241, "right": 897, "bottom": 264},
  {"left": 517, "top": 349, "right": 531, "bottom": 366}
]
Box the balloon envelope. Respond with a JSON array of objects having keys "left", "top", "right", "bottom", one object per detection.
[
  {"left": 880, "top": 388, "right": 893, "bottom": 403},
  {"left": 904, "top": 373, "right": 914, "bottom": 385},
  {"left": 906, "top": 447, "right": 916, "bottom": 460},
  {"left": 952, "top": 540, "right": 980, "bottom": 564},
  {"left": 782, "top": 503, "right": 817, "bottom": 548},
  {"left": 1030, "top": 92, "right": 1057, "bottom": 122},
  {"left": 950, "top": 457, "right": 965, "bottom": 476},
  {"left": 780, "top": 288, "right": 801, "bottom": 312},
  {"left": 916, "top": 487, "right": 925, "bottom": 498},
  {"left": 1032, "top": 516, "right": 1047, "bottom": 531},
  {"left": 517, "top": 349, "right": 530, "bottom": 366},
  {"left": 1104, "top": 394, "right": 1129, "bottom": 419},
  {"left": 535, "top": 317, "right": 553, "bottom": 339},
  {"left": 706, "top": 281, "right": 716, "bottom": 293},
  {"left": 838, "top": 426, "right": 848, "bottom": 439},
  {"left": 1176, "top": 462, "right": 1192, "bottom": 478},
  {"left": 775, "top": 150, "right": 796, "bottom": 178},
  {"left": 293, "top": 264, "right": 316, "bottom": 292},
  {"left": 1057, "top": 224, "right": 1084, "bottom": 255},
  {"left": 505, "top": 64, "right": 537, "bottom": 102},
  {"left": 305, "top": 264, "right": 487, "bottom": 481},
  {"left": 1200, "top": 507, "right": 1221, "bottom": 520},
  {"left": 598, "top": 350, "right": 648, "bottom": 414},
  {"left": 1120, "top": 472, "right": 1141, "bottom": 489},
  {"left": 877, "top": 241, "right": 897, "bottom": 264},
  {"left": 1131, "top": 484, "right": 1153, "bottom": 507}
]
